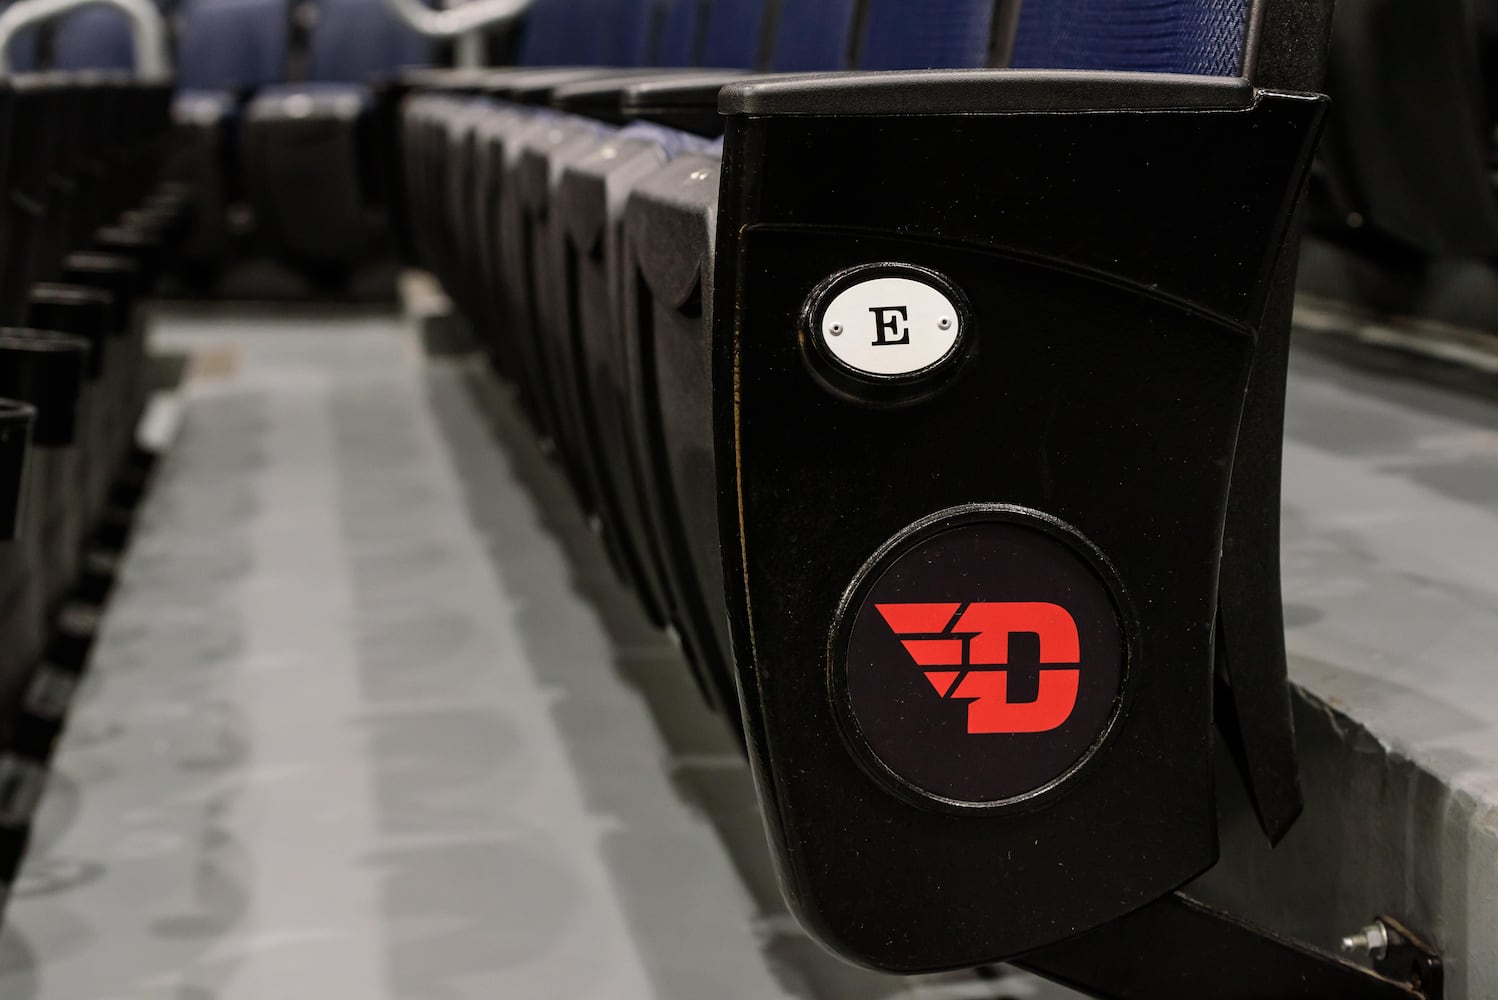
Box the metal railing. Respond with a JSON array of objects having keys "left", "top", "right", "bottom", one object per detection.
[
  {"left": 382, "top": 0, "right": 532, "bottom": 67},
  {"left": 0, "top": 0, "right": 171, "bottom": 79}
]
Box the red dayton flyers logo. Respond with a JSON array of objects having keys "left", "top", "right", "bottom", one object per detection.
[{"left": 876, "top": 602, "right": 1082, "bottom": 734}]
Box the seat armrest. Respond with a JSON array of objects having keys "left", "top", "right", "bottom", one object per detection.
[
  {"left": 719, "top": 68, "right": 1255, "bottom": 116},
  {"left": 487, "top": 67, "right": 673, "bottom": 106},
  {"left": 616, "top": 69, "right": 1239, "bottom": 136},
  {"left": 618, "top": 71, "right": 750, "bottom": 135},
  {"left": 398, "top": 67, "right": 494, "bottom": 94},
  {"left": 554, "top": 69, "right": 745, "bottom": 128}
]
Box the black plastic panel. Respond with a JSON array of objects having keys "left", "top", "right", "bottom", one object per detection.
[{"left": 710, "top": 88, "right": 1326, "bottom": 970}]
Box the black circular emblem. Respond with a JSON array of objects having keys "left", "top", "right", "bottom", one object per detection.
[{"left": 834, "top": 507, "right": 1128, "bottom": 808}]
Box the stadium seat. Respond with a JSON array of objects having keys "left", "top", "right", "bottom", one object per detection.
[
  {"left": 168, "top": 0, "right": 291, "bottom": 278},
  {"left": 305, "top": 0, "right": 431, "bottom": 84},
  {"left": 469, "top": 0, "right": 1003, "bottom": 717},
  {"left": 52, "top": 5, "right": 136, "bottom": 72},
  {"left": 242, "top": 0, "right": 433, "bottom": 279},
  {"left": 29, "top": 284, "right": 117, "bottom": 528},
  {"left": 395, "top": 0, "right": 723, "bottom": 603},
  {"left": 396, "top": 0, "right": 1335, "bottom": 972},
  {"left": 393, "top": 0, "right": 1008, "bottom": 721},
  {"left": 176, "top": 0, "right": 290, "bottom": 92},
  {"left": 0, "top": 22, "right": 180, "bottom": 794},
  {"left": 0, "top": 329, "right": 88, "bottom": 761},
  {"left": 537, "top": 0, "right": 1003, "bottom": 720},
  {"left": 712, "top": 6, "right": 1329, "bottom": 974},
  {"left": 399, "top": 2, "right": 787, "bottom": 639},
  {"left": 489, "top": 0, "right": 729, "bottom": 628},
  {"left": 14, "top": 0, "right": 1466, "bottom": 990}
]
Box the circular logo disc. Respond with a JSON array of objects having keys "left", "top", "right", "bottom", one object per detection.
[{"left": 839, "top": 511, "right": 1127, "bottom": 807}]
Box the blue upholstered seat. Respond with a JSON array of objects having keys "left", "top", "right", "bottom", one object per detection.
[
  {"left": 306, "top": 0, "right": 432, "bottom": 84},
  {"left": 177, "top": 0, "right": 289, "bottom": 91},
  {"left": 1010, "top": 0, "right": 1252, "bottom": 76},
  {"left": 701, "top": 0, "right": 768, "bottom": 68},
  {"left": 52, "top": 7, "right": 135, "bottom": 71},
  {"left": 860, "top": 0, "right": 1002, "bottom": 69}
]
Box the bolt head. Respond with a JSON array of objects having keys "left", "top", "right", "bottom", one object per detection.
[{"left": 1341, "top": 922, "right": 1390, "bottom": 960}]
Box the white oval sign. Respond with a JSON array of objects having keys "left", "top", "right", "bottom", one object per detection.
[{"left": 817, "top": 274, "right": 963, "bottom": 379}]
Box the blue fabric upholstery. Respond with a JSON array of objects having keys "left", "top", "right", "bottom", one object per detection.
[
  {"left": 307, "top": 0, "right": 431, "bottom": 82},
  {"left": 768, "top": 0, "right": 858, "bottom": 72},
  {"left": 586, "top": 0, "right": 660, "bottom": 67},
  {"left": 655, "top": 0, "right": 704, "bottom": 68},
  {"left": 517, "top": 0, "right": 586, "bottom": 66},
  {"left": 1010, "top": 0, "right": 1252, "bottom": 76},
  {"left": 177, "top": 0, "right": 289, "bottom": 90},
  {"left": 859, "top": 0, "right": 998, "bottom": 70},
  {"left": 700, "top": 0, "right": 768, "bottom": 69},
  {"left": 53, "top": 7, "right": 136, "bottom": 70},
  {"left": 5, "top": 30, "right": 37, "bottom": 73}
]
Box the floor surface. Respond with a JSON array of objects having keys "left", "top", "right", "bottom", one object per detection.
[{"left": 0, "top": 308, "right": 1064, "bottom": 999}]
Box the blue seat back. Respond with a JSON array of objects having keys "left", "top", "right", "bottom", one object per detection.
[
  {"left": 178, "top": 0, "right": 289, "bottom": 90},
  {"left": 53, "top": 7, "right": 136, "bottom": 70},
  {"left": 516, "top": 0, "right": 584, "bottom": 66},
  {"left": 1010, "top": 0, "right": 1253, "bottom": 76},
  {"left": 585, "top": 0, "right": 659, "bottom": 67},
  {"left": 514, "top": 0, "right": 675, "bottom": 68},
  {"left": 859, "top": 0, "right": 999, "bottom": 69},
  {"left": 655, "top": 0, "right": 704, "bottom": 68},
  {"left": 2, "top": 6, "right": 37, "bottom": 73},
  {"left": 767, "top": 0, "right": 859, "bottom": 72},
  {"left": 700, "top": 0, "right": 768, "bottom": 69},
  {"left": 307, "top": 0, "right": 431, "bottom": 82}
]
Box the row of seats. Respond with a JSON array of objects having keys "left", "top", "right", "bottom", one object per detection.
[
  {"left": 395, "top": 0, "right": 1336, "bottom": 981},
  {"left": 404, "top": 0, "right": 1024, "bottom": 734},
  {"left": 31, "top": 0, "right": 433, "bottom": 281},
  {"left": 28, "top": 0, "right": 428, "bottom": 87},
  {"left": 0, "top": 64, "right": 187, "bottom": 901},
  {"left": 178, "top": 0, "right": 432, "bottom": 278}
]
